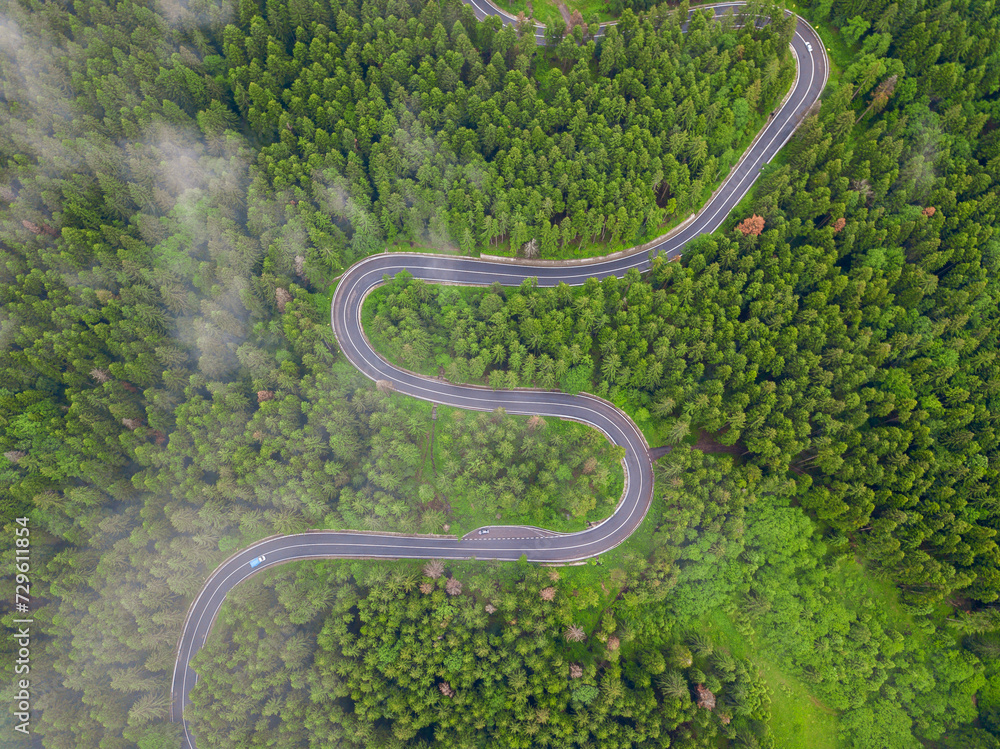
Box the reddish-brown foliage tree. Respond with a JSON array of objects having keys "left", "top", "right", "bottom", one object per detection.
[{"left": 736, "top": 214, "right": 765, "bottom": 236}]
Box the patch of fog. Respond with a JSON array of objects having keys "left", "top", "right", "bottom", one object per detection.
[
  {"left": 0, "top": 310, "right": 18, "bottom": 354},
  {"left": 897, "top": 121, "right": 941, "bottom": 205},
  {"left": 154, "top": 0, "right": 233, "bottom": 36},
  {"left": 0, "top": 14, "right": 80, "bottom": 218}
]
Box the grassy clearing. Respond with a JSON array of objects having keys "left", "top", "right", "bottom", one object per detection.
[
  {"left": 829, "top": 554, "right": 958, "bottom": 650},
  {"left": 491, "top": 0, "right": 542, "bottom": 24},
  {"left": 831, "top": 556, "right": 913, "bottom": 619},
  {"left": 683, "top": 556, "right": 947, "bottom": 749},
  {"left": 697, "top": 608, "right": 841, "bottom": 749},
  {"left": 562, "top": 0, "right": 614, "bottom": 23},
  {"left": 491, "top": 0, "right": 614, "bottom": 27}
]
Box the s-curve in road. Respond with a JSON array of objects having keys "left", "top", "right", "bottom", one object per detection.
[{"left": 171, "top": 5, "right": 828, "bottom": 746}]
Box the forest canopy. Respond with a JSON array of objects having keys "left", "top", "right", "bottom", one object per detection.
[
  {"left": 2, "top": 0, "right": 1000, "bottom": 746},
  {"left": 229, "top": 0, "right": 795, "bottom": 264}
]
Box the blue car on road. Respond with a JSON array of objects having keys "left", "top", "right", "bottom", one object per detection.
[{"left": 249, "top": 555, "right": 266, "bottom": 568}]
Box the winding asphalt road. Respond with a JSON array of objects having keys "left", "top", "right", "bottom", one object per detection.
[{"left": 170, "top": 5, "right": 828, "bottom": 745}]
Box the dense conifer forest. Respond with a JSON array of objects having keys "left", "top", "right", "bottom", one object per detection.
[{"left": 1, "top": 0, "right": 1000, "bottom": 746}]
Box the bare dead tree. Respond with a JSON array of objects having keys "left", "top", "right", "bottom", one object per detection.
[
  {"left": 275, "top": 287, "right": 292, "bottom": 313},
  {"left": 857, "top": 74, "right": 898, "bottom": 122},
  {"left": 424, "top": 559, "right": 445, "bottom": 579}
]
